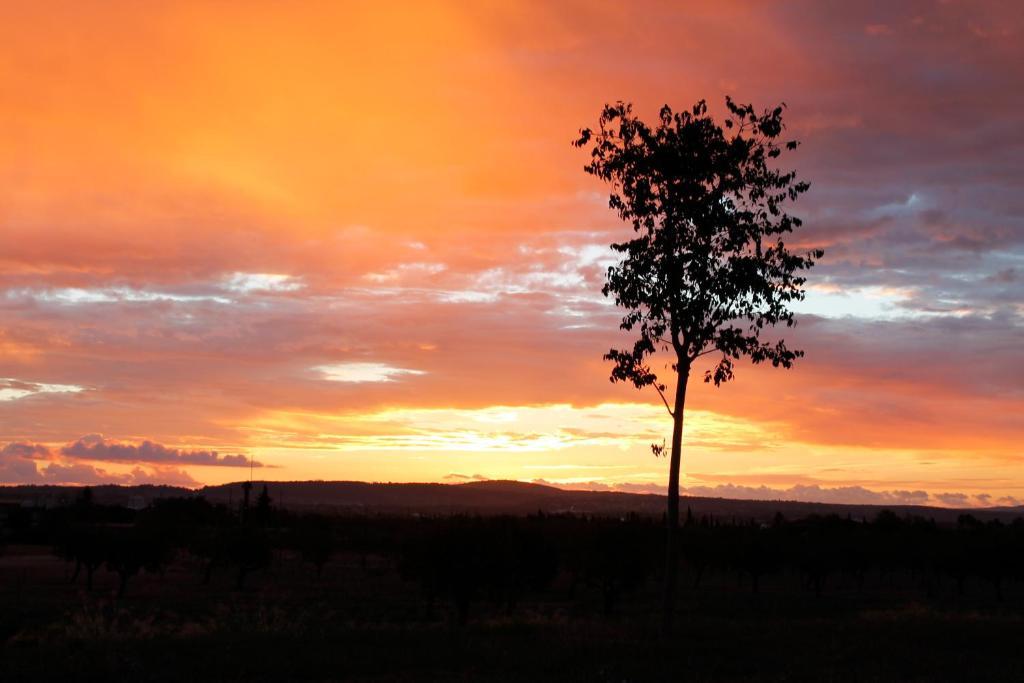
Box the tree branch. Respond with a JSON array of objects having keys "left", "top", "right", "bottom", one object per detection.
[
  {"left": 652, "top": 381, "right": 674, "bottom": 419},
  {"left": 693, "top": 346, "right": 719, "bottom": 360}
]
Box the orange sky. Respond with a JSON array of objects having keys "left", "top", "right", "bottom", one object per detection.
[{"left": 1, "top": 1, "right": 1022, "bottom": 507}]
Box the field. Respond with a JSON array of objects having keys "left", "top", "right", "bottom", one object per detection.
[{"left": 2, "top": 487, "right": 1024, "bottom": 682}]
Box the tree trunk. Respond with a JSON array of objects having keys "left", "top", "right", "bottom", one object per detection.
[{"left": 662, "top": 363, "right": 690, "bottom": 635}]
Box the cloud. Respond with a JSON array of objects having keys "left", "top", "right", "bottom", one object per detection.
[
  {"left": 315, "top": 363, "right": 427, "bottom": 384},
  {"left": 934, "top": 492, "right": 971, "bottom": 507},
  {"left": 0, "top": 441, "right": 198, "bottom": 487},
  {"left": 223, "top": 273, "right": 304, "bottom": 293},
  {"left": 120, "top": 466, "right": 199, "bottom": 487},
  {"left": 1, "top": 442, "right": 51, "bottom": 458},
  {"left": 0, "top": 378, "right": 84, "bottom": 402},
  {"left": 609, "top": 482, "right": 664, "bottom": 495},
  {"left": 0, "top": 451, "right": 48, "bottom": 484},
  {"left": 691, "top": 484, "right": 933, "bottom": 507},
  {"left": 61, "top": 435, "right": 258, "bottom": 468},
  {"left": 16, "top": 287, "right": 231, "bottom": 306}
]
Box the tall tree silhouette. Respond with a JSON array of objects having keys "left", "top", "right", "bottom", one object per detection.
[{"left": 575, "top": 97, "right": 821, "bottom": 632}]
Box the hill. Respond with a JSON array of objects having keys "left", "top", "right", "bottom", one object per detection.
[{"left": 2, "top": 479, "right": 1021, "bottom": 523}]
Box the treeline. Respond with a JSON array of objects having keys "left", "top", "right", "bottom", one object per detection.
[{"left": 3, "top": 488, "right": 1024, "bottom": 622}]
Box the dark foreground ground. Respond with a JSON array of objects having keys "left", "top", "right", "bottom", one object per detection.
[
  {"left": 2, "top": 493, "right": 1023, "bottom": 681},
  {"left": 2, "top": 548, "right": 1023, "bottom": 682}
]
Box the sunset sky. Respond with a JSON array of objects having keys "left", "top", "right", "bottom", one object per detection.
[{"left": 1, "top": 1, "right": 1021, "bottom": 506}]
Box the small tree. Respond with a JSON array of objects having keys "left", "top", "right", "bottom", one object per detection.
[
  {"left": 575, "top": 97, "right": 822, "bottom": 632},
  {"left": 254, "top": 484, "right": 273, "bottom": 526}
]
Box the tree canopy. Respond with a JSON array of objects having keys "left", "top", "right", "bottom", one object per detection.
[{"left": 575, "top": 98, "right": 823, "bottom": 406}]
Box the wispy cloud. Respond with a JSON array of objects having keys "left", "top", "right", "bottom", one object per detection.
[
  {"left": 0, "top": 378, "right": 83, "bottom": 402},
  {"left": 223, "top": 273, "right": 304, "bottom": 293},
  {"left": 315, "top": 363, "right": 427, "bottom": 384}
]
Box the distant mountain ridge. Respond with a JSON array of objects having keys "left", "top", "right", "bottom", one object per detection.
[{"left": 1, "top": 479, "right": 1021, "bottom": 523}]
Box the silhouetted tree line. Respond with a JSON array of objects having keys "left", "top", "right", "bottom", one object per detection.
[
  {"left": 5, "top": 489, "right": 1024, "bottom": 621},
  {"left": 678, "top": 509, "right": 1024, "bottom": 601}
]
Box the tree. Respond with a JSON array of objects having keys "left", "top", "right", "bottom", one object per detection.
[
  {"left": 254, "top": 484, "right": 273, "bottom": 526},
  {"left": 574, "top": 97, "right": 822, "bottom": 632}
]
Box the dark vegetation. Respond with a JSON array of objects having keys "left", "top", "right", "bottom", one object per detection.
[{"left": 2, "top": 484, "right": 1024, "bottom": 681}]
